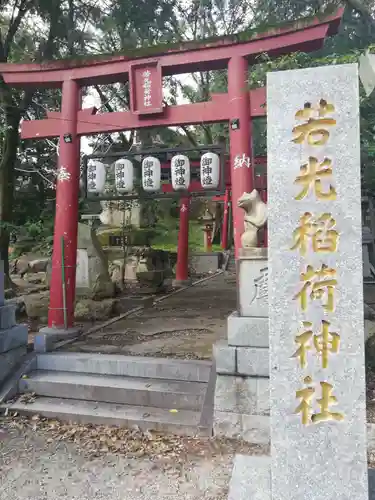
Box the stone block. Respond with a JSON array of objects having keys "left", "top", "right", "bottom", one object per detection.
[
  {"left": 228, "top": 312, "right": 268, "bottom": 347},
  {"left": 124, "top": 256, "right": 138, "bottom": 282},
  {"left": 267, "top": 64, "right": 368, "bottom": 500},
  {"left": 228, "top": 455, "right": 271, "bottom": 500},
  {"left": 0, "top": 303, "right": 16, "bottom": 330},
  {"left": 75, "top": 223, "right": 114, "bottom": 299},
  {"left": 0, "top": 324, "right": 28, "bottom": 354},
  {"left": 238, "top": 257, "right": 268, "bottom": 317},
  {"left": 237, "top": 347, "right": 269, "bottom": 377},
  {"left": 215, "top": 375, "right": 269, "bottom": 415},
  {"left": 137, "top": 270, "right": 164, "bottom": 287},
  {"left": 256, "top": 377, "right": 270, "bottom": 415},
  {"left": 215, "top": 375, "right": 257, "bottom": 414},
  {"left": 213, "top": 341, "right": 236, "bottom": 375},
  {"left": 189, "top": 252, "right": 221, "bottom": 275},
  {"left": 0, "top": 346, "right": 27, "bottom": 384},
  {"left": 76, "top": 248, "right": 89, "bottom": 288},
  {"left": 0, "top": 352, "right": 36, "bottom": 404},
  {"left": 213, "top": 410, "right": 270, "bottom": 445}
]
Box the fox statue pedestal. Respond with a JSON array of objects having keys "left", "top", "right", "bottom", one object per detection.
[{"left": 213, "top": 190, "right": 269, "bottom": 444}]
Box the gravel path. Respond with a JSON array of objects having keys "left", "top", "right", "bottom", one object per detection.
[
  {"left": 0, "top": 418, "right": 266, "bottom": 500},
  {"left": 0, "top": 429, "right": 230, "bottom": 500}
]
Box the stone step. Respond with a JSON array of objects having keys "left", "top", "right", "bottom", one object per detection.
[
  {"left": 36, "top": 353, "right": 211, "bottom": 382},
  {"left": 19, "top": 370, "right": 206, "bottom": 411},
  {"left": 2, "top": 396, "right": 203, "bottom": 436}
]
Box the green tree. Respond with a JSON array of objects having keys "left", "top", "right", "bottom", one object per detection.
[{"left": 0, "top": 0, "right": 101, "bottom": 284}]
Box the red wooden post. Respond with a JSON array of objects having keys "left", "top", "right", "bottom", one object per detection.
[
  {"left": 221, "top": 188, "right": 230, "bottom": 250},
  {"left": 228, "top": 56, "right": 254, "bottom": 257},
  {"left": 175, "top": 196, "right": 190, "bottom": 284},
  {"left": 48, "top": 79, "right": 80, "bottom": 329}
]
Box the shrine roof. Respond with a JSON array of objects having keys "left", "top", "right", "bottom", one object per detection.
[{"left": 0, "top": 5, "right": 344, "bottom": 87}]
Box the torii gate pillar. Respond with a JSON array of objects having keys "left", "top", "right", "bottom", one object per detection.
[
  {"left": 36, "top": 79, "right": 81, "bottom": 349},
  {"left": 174, "top": 197, "right": 191, "bottom": 286},
  {"left": 228, "top": 56, "right": 253, "bottom": 257}
]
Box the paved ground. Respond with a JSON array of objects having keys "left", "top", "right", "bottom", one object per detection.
[
  {"left": 65, "top": 273, "right": 237, "bottom": 360},
  {"left": 0, "top": 416, "right": 266, "bottom": 500}
]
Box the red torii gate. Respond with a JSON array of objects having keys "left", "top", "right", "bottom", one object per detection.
[{"left": 0, "top": 8, "right": 343, "bottom": 340}]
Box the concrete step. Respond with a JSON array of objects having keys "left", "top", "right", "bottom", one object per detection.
[
  {"left": 3, "top": 396, "right": 203, "bottom": 436},
  {"left": 19, "top": 370, "right": 206, "bottom": 411},
  {"left": 36, "top": 353, "right": 211, "bottom": 382}
]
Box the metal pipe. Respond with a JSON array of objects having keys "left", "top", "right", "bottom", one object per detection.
[
  {"left": 83, "top": 144, "right": 224, "bottom": 159},
  {"left": 60, "top": 236, "right": 68, "bottom": 330}
]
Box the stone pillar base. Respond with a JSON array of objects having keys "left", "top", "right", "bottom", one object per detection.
[
  {"left": 34, "top": 326, "right": 81, "bottom": 353},
  {"left": 172, "top": 278, "right": 192, "bottom": 288}
]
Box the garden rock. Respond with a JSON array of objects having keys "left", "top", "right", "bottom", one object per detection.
[
  {"left": 29, "top": 258, "right": 50, "bottom": 273},
  {"left": 23, "top": 291, "right": 50, "bottom": 320},
  {"left": 74, "top": 298, "right": 116, "bottom": 322}
]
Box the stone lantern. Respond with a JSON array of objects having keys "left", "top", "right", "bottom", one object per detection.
[{"left": 199, "top": 206, "right": 214, "bottom": 252}]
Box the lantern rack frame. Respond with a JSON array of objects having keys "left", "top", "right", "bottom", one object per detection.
[{"left": 82, "top": 144, "right": 226, "bottom": 201}]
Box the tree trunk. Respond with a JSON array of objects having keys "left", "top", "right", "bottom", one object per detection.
[
  {"left": 212, "top": 202, "right": 222, "bottom": 244},
  {"left": 0, "top": 90, "right": 21, "bottom": 286}
]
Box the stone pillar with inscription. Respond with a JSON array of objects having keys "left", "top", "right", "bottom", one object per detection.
[
  {"left": 267, "top": 62, "right": 368, "bottom": 500},
  {"left": 228, "top": 64, "right": 369, "bottom": 500},
  {"left": 213, "top": 190, "right": 270, "bottom": 444}
]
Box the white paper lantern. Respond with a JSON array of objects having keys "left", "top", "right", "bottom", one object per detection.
[
  {"left": 142, "top": 156, "right": 161, "bottom": 192},
  {"left": 200, "top": 152, "right": 220, "bottom": 189},
  {"left": 114, "top": 158, "right": 134, "bottom": 193},
  {"left": 171, "top": 154, "right": 190, "bottom": 191},
  {"left": 87, "top": 160, "right": 106, "bottom": 193}
]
